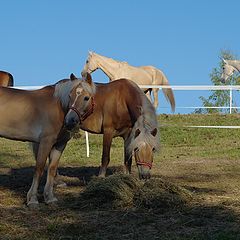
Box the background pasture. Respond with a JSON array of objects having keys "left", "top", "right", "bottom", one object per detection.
[{"left": 0, "top": 114, "right": 240, "bottom": 239}]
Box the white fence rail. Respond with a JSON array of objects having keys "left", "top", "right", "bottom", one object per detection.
[{"left": 139, "top": 85, "right": 240, "bottom": 114}]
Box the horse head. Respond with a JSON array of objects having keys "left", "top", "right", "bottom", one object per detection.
[
  {"left": 132, "top": 127, "right": 158, "bottom": 180},
  {"left": 65, "top": 73, "right": 96, "bottom": 130},
  {"left": 221, "top": 58, "right": 236, "bottom": 83},
  {"left": 81, "top": 51, "right": 98, "bottom": 79}
]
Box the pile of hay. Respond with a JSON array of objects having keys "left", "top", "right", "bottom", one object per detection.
[
  {"left": 78, "top": 174, "right": 193, "bottom": 211},
  {"left": 134, "top": 178, "right": 192, "bottom": 211},
  {"left": 79, "top": 174, "right": 141, "bottom": 209}
]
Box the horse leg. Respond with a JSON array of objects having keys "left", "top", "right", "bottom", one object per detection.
[
  {"left": 99, "top": 130, "right": 113, "bottom": 177},
  {"left": 44, "top": 148, "right": 62, "bottom": 204},
  {"left": 152, "top": 88, "right": 159, "bottom": 109},
  {"left": 124, "top": 139, "right": 132, "bottom": 174},
  {"left": 27, "top": 137, "right": 55, "bottom": 207},
  {"left": 44, "top": 134, "right": 71, "bottom": 204},
  {"left": 32, "top": 142, "right": 64, "bottom": 187}
]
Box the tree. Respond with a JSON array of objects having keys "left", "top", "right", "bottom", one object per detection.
[{"left": 196, "top": 50, "right": 239, "bottom": 114}]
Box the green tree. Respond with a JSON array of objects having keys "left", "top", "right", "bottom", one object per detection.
[{"left": 196, "top": 50, "right": 239, "bottom": 114}]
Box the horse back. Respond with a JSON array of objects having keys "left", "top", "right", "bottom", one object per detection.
[
  {"left": 96, "top": 79, "right": 143, "bottom": 123},
  {"left": 0, "top": 71, "right": 14, "bottom": 87}
]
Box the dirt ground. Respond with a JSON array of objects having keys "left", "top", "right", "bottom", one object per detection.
[{"left": 0, "top": 157, "right": 240, "bottom": 240}]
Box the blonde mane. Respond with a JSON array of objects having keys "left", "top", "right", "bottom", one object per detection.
[
  {"left": 90, "top": 51, "right": 127, "bottom": 68},
  {"left": 54, "top": 79, "right": 80, "bottom": 109},
  {"left": 126, "top": 81, "right": 160, "bottom": 156},
  {"left": 54, "top": 78, "right": 97, "bottom": 110}
]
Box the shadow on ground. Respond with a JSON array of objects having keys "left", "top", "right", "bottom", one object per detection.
[
  {"left": 0, "top": 165, "right": 122, "bottom": 197},
  {"left": 0, "top": 166, "right": 240, "bottom": 239}
]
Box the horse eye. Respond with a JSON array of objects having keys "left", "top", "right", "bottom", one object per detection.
[
  {"left": 84, "top": 96, "right": 90, "bottom": 101},
  {"left": 86, "top": 60, "right": 89, "bottom": 64}
]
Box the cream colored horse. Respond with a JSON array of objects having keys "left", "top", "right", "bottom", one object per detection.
[
  {"left": 81, "top": 52, "right": 175, "bottom": 111},
  {"left": 221, "top": 58, "right": 240, "bottom": 83}
]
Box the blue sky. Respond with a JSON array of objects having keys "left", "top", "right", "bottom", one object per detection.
[{"left": 1, "top": 0, "right": 240, "bottom": 113}]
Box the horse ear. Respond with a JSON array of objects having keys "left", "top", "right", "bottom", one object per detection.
[
  {"left": 151, "top": 128, "right": 158, "bottom": 137},
  {"left": 85, "top": 73, "right": 93, "bottom": 85},
  {"left": 70, "top": 73, "right": 77, "bottom": 81},
  {"left": 134, "top": 129, "right": 141, "bottom": 139},
  {"left": 222, "top": 58, "right": 227, "bottom": 64}
]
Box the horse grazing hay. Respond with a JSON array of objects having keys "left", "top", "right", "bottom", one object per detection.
[{"left": 78, "top": 174, "right": 193, "bottom": 211}]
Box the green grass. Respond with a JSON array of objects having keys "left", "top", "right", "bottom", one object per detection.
[{"left": 1, "top": 114, "right": 240, "bottom": 239}]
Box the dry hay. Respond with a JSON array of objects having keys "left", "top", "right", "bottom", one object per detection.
[
  {"left": 78, "top": 174, "right": 193, "bottom": 211},
  {"left": 79, "top": 174, "right": 141, "bottom": 209},
  {"left": 134, "top": 178, "right": 192, "bottom": 212}
]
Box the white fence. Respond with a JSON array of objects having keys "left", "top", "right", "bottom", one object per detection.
[
  {"left": 139, "top": 85, "right": 240, "bottom": 114},
  {"left": 12, "top": 85, "right": 240, "bottom": 157}
]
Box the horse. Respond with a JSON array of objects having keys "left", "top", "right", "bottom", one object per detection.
[
  {"left": 65, "top": 73, "right": 160, "bottom": 180},
  {"left": 0, "top": 77, "right": 82, "bottom": 207},
  {"left": 81, "top": 51, "right": 175, "bottom": 111},
  {"left": 221, "top": 58, "right": 240, "bottom": 83},
  {"left": 0, "top": 70, "right": 14, "bottom": 87}
]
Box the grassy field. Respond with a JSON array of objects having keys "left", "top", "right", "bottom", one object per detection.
[{"left": 1, "top": 114, "right": 240, "bottom": 239}]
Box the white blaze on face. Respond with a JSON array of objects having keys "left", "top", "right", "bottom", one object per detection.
[{"left": 71, "top": 87, "right": 83, "bottom": 108}]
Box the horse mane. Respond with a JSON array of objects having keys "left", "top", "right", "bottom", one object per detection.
[
  {"left": 53, "top": 79, "right": 80, "bottom": 110},
  {"left": 126, "top": 81, "right": 160, "bottom": 157},
  {"left": 90, "top": 51, "right": 128, "bottom": 67},
  {"left": 79, "top": 78, "right": 97, "bottom": 96}
]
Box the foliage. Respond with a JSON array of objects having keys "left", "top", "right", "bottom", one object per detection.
[{"left": 196, "top": 50, "right": 239, "bottom": 114}]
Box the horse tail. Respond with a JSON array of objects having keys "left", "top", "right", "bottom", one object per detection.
[
  {"left": 155, "top": 69, "right": 175, "bottom": 112},
  {"left": 7, "top": 73, "right": 14, "bottom": 87}
]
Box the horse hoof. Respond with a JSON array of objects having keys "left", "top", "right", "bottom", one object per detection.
[
  {"left": 45, "top": 197, "right": 58, "bottom": 205},
  {"left": 56, "top": 182, "right": 67, "bottom": 188},
  {"left": 27, "top": 200, "right": 39, "bottom": 209}
]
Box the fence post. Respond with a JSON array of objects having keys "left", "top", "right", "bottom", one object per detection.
[
  {"left": 85, "top": 131, "right": 89, "bottom": 157},
  {"left": 229, "top": 88, "right": 233, "bottom": 114}
]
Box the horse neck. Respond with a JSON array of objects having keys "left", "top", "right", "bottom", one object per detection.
[
  {"left": 94, "top": 54, "right": 120, "bottom": 79},
  {"left": 229, "top": 60, "right": 240, "bottom": 72},
  {"left": 134, "top": 89, "right": 158, "bottom": 131}
]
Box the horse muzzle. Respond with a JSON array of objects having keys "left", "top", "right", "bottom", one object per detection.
[
  {"left": 137, "top": 164, "right": 151, "bottom": 180},
  {"left": 64, "top": 111, "right": 79, "bottom": 130}
]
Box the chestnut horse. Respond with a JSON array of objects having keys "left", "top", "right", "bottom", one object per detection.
[
  {"left": 65, "top": 73, "right": 160, "bottom": 179},
  {"left": 0, "top": 77, "right": 82, "bottom": 207},
  {"left": 0, "top": 71, "right": 14, "bottom": 87}
]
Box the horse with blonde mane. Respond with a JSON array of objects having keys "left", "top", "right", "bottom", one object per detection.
[
  {"left": 81, "top": 51, "right": 175, "bottom": 111},
  {"left": 0, "top": 76, "right": 86, "bottom": 207},
  {"left": 65, "top": 73, "right": 160, "bottom": 179},
  {"left": 0, "top": 70, "right": 14, "bottom": 87}
]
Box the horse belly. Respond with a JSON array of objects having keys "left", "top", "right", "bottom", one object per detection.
[
  {"left": 0, "top": 111, "right": 41, "bottom": 142},
  {"left": 0, "top": 124, "right": 40, "bottom": 142}
]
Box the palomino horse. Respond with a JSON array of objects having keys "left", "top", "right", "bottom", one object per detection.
[
  {"left": 65, "top": 73, "right": 160, "bottom": 179},
  {"left": 0, "top": 71, "right": 14, "bottom": 87},
  {"left": 81, "top": 51, "right": 175, "bottom": 111},
  {"left": 0, "top": 77, "right": 83, "bottom": 207},
  {"left": 221, "top": 58, "right": 240, "bottom": 83}
]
